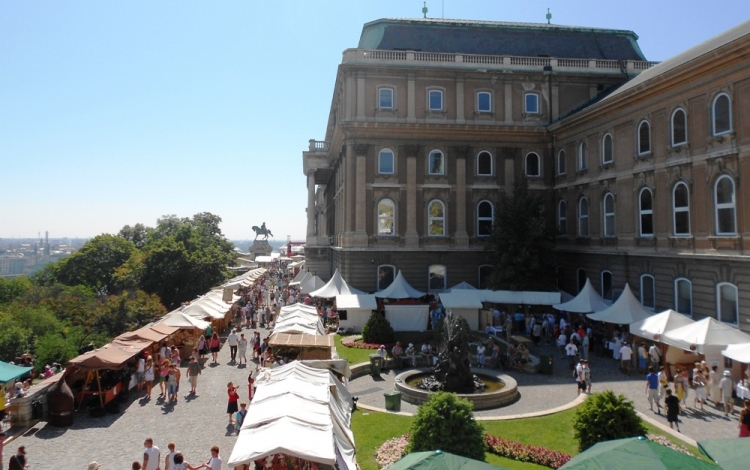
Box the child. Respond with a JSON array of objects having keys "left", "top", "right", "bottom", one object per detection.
[
  {"left": 664, "top": 388, "right": 680, "bottom": 432},
  {"left": 235, "top": 403, "right": 248, "bottom": 435}
]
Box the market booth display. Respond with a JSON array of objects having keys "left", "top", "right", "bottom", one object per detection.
[
  {"left": 335, "top": 294, "right": 377, "bottom": 333},
  {"left": 269, "top": 333, "right": 334, "bottom": 361},
  {"left": 156, "top": 310, "right": 210, "bottom": 362}
]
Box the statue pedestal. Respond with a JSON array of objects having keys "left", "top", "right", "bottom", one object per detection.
[{"left": 249, "top": 240, "right": 272, "bottom": 260}]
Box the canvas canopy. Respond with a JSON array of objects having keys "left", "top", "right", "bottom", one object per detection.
[
  {"left": 116, "top": 324, "right": 178, "bottom": 344},
  {"left": 310, "top": 269, "right": 365, "bottom": 298},
  {"left": 385, "top": 304, "right": 429, "bottom": 331},
  {"left": 274, "top": 317, "right": 326, "bottom": 335},
  {"left": 270, "top": 333, "right": 333, "bottom": 349},
  {"left": 439, "top": 291, "right": 483, "bottom": 309},
  {"left": 587, "top": 284, "right": 653, "bottom": 324},
  {"left": 290, "top": 271, "right": 312, "bottom": 287},
  {"left": 280, "top": 303, "right": 319, "bottom": 316},
  {"left": 0, "top": 361, "right": 33, "bottom": 383},
  {"left": 722, "top": 343, "right": 750, "bottom": 363},
  {"left": 375, "top": 270, "right": 425, "bottom": 299},
  {"left": 698, "top": 438, "right": 750, "bottom": 470},
  {"left": 336, "top": 294, "right": 377, "bottom": 310},
  {"left": 662, "top": 317, "right": 750, "bottom": 353},
  {"left": 221, "top": 267, "right": 266, "bottom": 289},
  {"left": 389, "top": 451, "right": 508, "bottom": 470},
  {"left": 554, "top": 278, "right": 611, "bottom": 313},
  {"left": 158, "top": 310, "right": 210, "bottom": 330},
  {"left": 255, "top": 255, "right": 274, "bottom": 263},
  {"left": 68, "top": 340, "right": 148, "bottom": 370},
  {"left": 300, "top": 275, "right": 326, "bottom": 294},
  {"left": 629, "top": 309, "right": 695, "bottom": 341},
  {"left": 447, "top": 281, "right": 477, "bottom": 291},
  {"left": 181, "top": 301, "right": 225, "bottom": 320},
  {"left": 478, "top": 289, "right": 561, "bottom": 305}
]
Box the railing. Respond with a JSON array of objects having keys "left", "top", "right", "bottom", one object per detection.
[
  {"left": 345, "top": 49, "right": 658, "bottom": 73},
  {"left": 308, "top": 140, "right": 329, "bottom": 152}
]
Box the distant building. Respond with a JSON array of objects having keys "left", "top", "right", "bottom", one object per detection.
[
  {"left": 0, "top": 254, "right": 27, "bottom": 276},
  {"left": 303, "top": 18, "right": 750, "bottom": 330}
]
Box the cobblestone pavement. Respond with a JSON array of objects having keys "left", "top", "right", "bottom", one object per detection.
[
  {"left": 11, "top": 324, "right": 270, "bottom": 470},
  {"left": 10, "top": 333, "right": 742, "bottom": 469}
]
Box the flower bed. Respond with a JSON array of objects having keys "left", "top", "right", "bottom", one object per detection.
[
  {"left": 340, "top": 335, "right": 383, "bottom": 350},
  {"left": 485, "top": 435, "right": 572, "bottom": 469},
  {"left": 375, "top": 435, "right": 410, "bottom": 469}
]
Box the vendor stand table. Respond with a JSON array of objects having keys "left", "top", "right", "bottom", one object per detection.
[{"left": 737, "top": 382, "right": 750, "bottom": 400}]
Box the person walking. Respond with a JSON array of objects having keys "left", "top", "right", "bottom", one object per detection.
[
  {"left": 637, "top": 342, "right": 648, "bottom": 371},
  {"left": 565, "top": 339, "right": 578, "bottom": 370},
  {"left": 165, "top": 442, "right": 179, "bottom": 470},
  {"left": 227, "top": 382, "right": 239, "bottom": 424},
  {"left": 619, "top": 341, "right": 633, "bottom": 374},
  {"left": 210, "top": 332, "right": 221, "bottom": 364},
  {"left": 198, "top": 336, "right": 208, "bottom": 362},
  {"left": 235, "top": 402, "right": 248, "bottom": 435},
  {"left": 8, "top": 446, "right": 27, "bottom": 470},
  {"left": 142, "top": 438, "right": 161, "bottom": 470},
  {"left": 227, "top": 329, "right": 239, "bottom": 363},
  {"left": 693, "top": 368, "right": 707, "bottom": 410},
  {"left": 136, "top": 353, "right": 146, "bottom": 393},
  {"left": 143, "top": 356, "right": 155, "bottom": 399},
  {"left": 709, "top": 365, "right": 721, "bottom": 406},
  {"left": 200, "top": 446, "right": 222, "bottom": 470},
  {"left": 167, "top": 366, "right": 179, "bottom": 402},
  {"left": 237, "top": 333, "right": 248, "bottom": 366},
  {"left": 675, "top": 368, "right": 690, "bottom": 409},
  {"left": 158, "top": 359, "right": 170, "bottom": 398},
  {"left": 648, "top": 343, "right": 661, "bottom": 369},
  {"left": 187, "top": 355, "right": 201, "bottom": 395},
  {"left": 646, "top": 367, "right": 661, "bottom": 413},
  {"left": 664, "top": 389, "right": 680, "bottom": 432},
  {"left": 719, "top": 370, "right": 735, "bottom": 415}
]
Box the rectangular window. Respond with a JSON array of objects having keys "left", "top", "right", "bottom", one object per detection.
[
  {"left": 525, "top": 93, "right": 539, "bottom": 114},
  {"left": 428, "top": 265, "right": 446, "bottom": 291},
  {"left": 428, "top": 90, "right": 443, "bottom": 111},
  {"left": 379, "top": 88, "right": 394, "bottom": 109},
  {"left": 477, "top": 92, "right": 491, "bottom": 112}
]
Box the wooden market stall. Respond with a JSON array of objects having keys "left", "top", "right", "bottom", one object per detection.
[{"left": 268, "top": 333, "right": 334, "bottom": 361}]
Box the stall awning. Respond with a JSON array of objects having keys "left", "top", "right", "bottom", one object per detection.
[
  {"left": 439, "top": 291, "right": 483, "bottom": 309},
  {"left": 336, "top": 294, "right": 377, "bottom": 310},
  {"left": 116, "top": 324, "right": 178, "bottom": 344},
  {"left": 0, "top": 361, "right": 33, "bottom": 383},
  {"left": 374, "top": 270, "right": 425, "bottom": 299},
  {"left": 478, "top": 289, "right": 561, "bottom": 305},
  {"left": 269, "top": 333, "right": 334, "bottom": 349},
  {"left": 722, "top": 343, "right": 750, "bottom": 363},
  {"left": 311, "top": 269, "right": 366, "bottom": 298},
  {"left": 554, "top": 278, "right": 610, "bottom": 313},
  {"left": 68, "top": 339, "right": 148, "bottom": 370}
]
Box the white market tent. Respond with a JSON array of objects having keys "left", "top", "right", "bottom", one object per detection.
[
  {"left": 629, "top": 309, "right": 695, "bottom": 341},
  {"left": 255, "top": 255, "right": 274, "bottom": 263},
  {"left": 374, "top": 271, "right": 429, "bottom": 331},
  {"left": 280, "top": 303, "right": 319, "bottom": 316},
  {"left": 221, "top": 268, "right": 266, "bottom": 290},
  {"left": 554, "top": 278, "right": 611, "bottom": 313},
  {"left": 374, "top": 270, "right": 425, "bottom": 299},
  {"left": 300, "top": 275, "right": 326, "bottom": 295},
  {"left": 662, "top": 317, "right": 750, "bottom": 354},
  {"left": 447, "top": 281, "right": 477, "bottom": 291},
  {"left": 439, "top": 291, "right": 484, "bottom": 330},
  {"left": 158, "top": 310, "right": 210, "bottom": 330},
  {"left": 181, "top": 300, "right": 225, "bottom": 320},
  {"left": 478, "top": 289, "right": 561, "bottom": 305},
  {"left": 274, "top": 317, "right": 326, "bottom": 335},
  {"left": 722, "top": 343, "right": 750, "bottom": 363},
  {"left": 310, "top": 269, "right": 365, "bottom": 298},
  {"left": 336, "top": 294, "right": 378, "bottom": 332},
  {"left": 587, "top": 284, "right": 653, "bottom": 324},
  {"left": 290, "top": 272, "right": 312, "bottom": 287}
]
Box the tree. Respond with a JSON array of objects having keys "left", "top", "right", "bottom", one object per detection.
[
  {"left": 118, "top": 223, "right": 150, "bottom": 249},
  {"left": 54, "top": 234, "right": 137, "bottom": 296},
  {"left": 0, "top": 277, "right": 32, "bottom": 305},
  {"left": 573, "top": 390, "right": 646, "bottom": 451},
  {"left": 409, "top": 392, "right": 485, "bottom": 460},
  {"left": 485, "top": 177, "right": 557, "bottom": 291},
  {"left": 94, "top": 290, "right": 166, "bottom": 337}
]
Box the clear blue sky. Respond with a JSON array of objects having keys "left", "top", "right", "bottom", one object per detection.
[{"left": 2, "top": 1, "right": 748, "bottom": 241}]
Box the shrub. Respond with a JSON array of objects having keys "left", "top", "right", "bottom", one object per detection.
[
  {"left": 409, "top": 392, "right": 485, "bottom": 461},
  {"left": 573, "top": 390, "right": 646, "bottom": 451},
  {"left": 362, "top": 312, "right": 395, "bottom": 345}
]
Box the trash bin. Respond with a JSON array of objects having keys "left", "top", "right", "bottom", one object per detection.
[
  {"left": 539, "top": 354, "right": 553, "bottom": 375},
  {"left": 369, "top": 354, "right": 383, "bottom": 376},
  {"left": 384, "top": 390, "right": 402, "bottom": 412}
]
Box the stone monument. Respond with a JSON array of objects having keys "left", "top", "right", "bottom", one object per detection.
[{"left": 249, "top": 222, "right": 273, "bottom": 260}]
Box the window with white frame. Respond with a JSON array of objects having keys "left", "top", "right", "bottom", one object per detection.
[
  {"left": 640, "top": 274, "right": 655, "bottom": 310},
  {"left": 525, "top": 152, "right": 540, "bottom": 177},
  {"left": 477, "top": 200, "right": 494, "bottom": 237},
  {"left": 524, "top": 93, "right": 540, "bottom": 114},
  {"left": 577, "top": 141, "right": 588, "bottom": 171},
  {"left": 557, "top": 200, "right": 567, "bottom": 234},
  {"left": 557, "top": 149, "right": 566, "bottom": 175},
  {"left": 427, "top": 200, "right": 445, "bottom": 236},
  {"left": 671, "top": 108, "right": 687, "bottom": 146},
  {"left": 672, "top": 182, "right": 690, "bottom": 236},
  {"left": 378, "top": 87, "right": 394, "bottom": 109},
  {"left": 378, "top": 148, "right": 395, "bottom": 174},
  {"left": 478, "top": 265, "right": 493, "bottom": 289},
  {"left": 578, "top": 197, "right": 589, "bottom": 237},
  {"left": 428, "top": 150, "right": 444, "bottom": 175},
  {"left": 639, "top": 188, "right": 654, "bottom": 237},
  {"left": 638, "top": 120, "right": 651, "bottom": 155},
  {"left": 477, "top": 91, "right": 491, "bottom": 113},
  {"left": 477, "top": 151, "right": 493, "bottom": 176},
  {"left": 674, "top": 278, "right": 692, "bottom": 316},
  {"left": 717, "top": 282, "right": 738, "bottom": 324},
  {"left": 603, "top": 193, "right": 615, "bottom": 237},
  {"left": 377, "top": 199, "right": 396, "bottom": 236},
  {"left": 601, "top": 271, "right": 613, "bottom": 301},
  {"left": 377, "top": 265, "right": 396, "bottom": 291},
  {"left": 428, "top": 265, "right": 447, "bottom": 291},
  {"left": 602, "top": 133, "right": 613, "bottom": 165},
  {"left": 577, "top": 268, "right": 587, "bottom": 294},
  {"left": 428, "top": 89, "right": 444, "bottom": 111},
  {"left": 714, "top": 175, "right": 736, "bottom": 235},
  {"left": 712, "top": 93, "right": 732, "bottom": 136}
]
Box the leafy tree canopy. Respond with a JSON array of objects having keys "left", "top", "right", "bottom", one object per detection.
[
  {"left": 54, "top": 234, "right": 137, "bottom": 296},
  {"left": 485, "top": 177, "right": 557, "bottom": 291}
]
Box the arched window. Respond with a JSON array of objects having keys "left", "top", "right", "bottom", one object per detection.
[
  {"left": 671, "top": 108, "right": 687, "bottom": 146},
  {"left": 640, "top": 274, "right": 655, "bottom": 310},
  {"left": 557, "top": 149, "right": 566, "bottom": 175},
  {"left": 377, "top": 265, "right": 396, "bottom": 291},
  {"left": 714, "top": 175, "right": 736, "bottom": 235},
  {"left": 427, "top": 200, "right": 445, "bottom": 236},
  {"left": 476, "top": 91, "right": 492, "bottom": 113},
  {"left": 717, "top": 282, "right": 738, "bottom": 324},
  {"left": 577, "top": 141, "right": 588, "bottom": 171},
  {"left": 601, "top": 271, "right": 613, "bottom": 301},
  {"left": 602, "top": 193, "right": 615, "bottom": 237},
  {"left": 377, "top": 199, "right": 396, "bottom": 236},
  {"left": 672, "top": 182, "right": 690, "bottom": 236},
  {"left": 428, "top": 150, "right": 444, "bottom": 175},
  {"left": 378, "top": 148, "right": 395, "bottom": 174},
  {"left": 576, "top": 268, "right": 587, "bottom": 294},
  {"left": 478, "top": 265, "right": 493, "bottom": 289},
  {"left": 602, "top": 133, "right": 613, "bottom": 165},
  {"left": 557, "top": 200, "right": 567, "bottom": 234},
  {"left": 378, "top": 87, "right": 394, "bottom": 109},
  {"left": 712, "top": 93, "right": 732, "bottom": 136},
  {"left": 477, "top": 151, "right": 493, "bottom": 176},
  {"left": 674, "top": 278, "right": 692, "bottom": 316},
  {"left": 428, "top": 265, "right": 447, "bottom": 291},
  {"left": 476, "top": 200, "right": 494, "bottom": 237},
  {"left": 639, "top": 188, "right": 653, "bottom": 237},
  {"left": 638, "top": 120, "right": 651, "bottom": 155},
  {"left": 578, "top": 197, "right": 589, "bottom": 237},
  {"left": 525, "top": 152, "right": 540, "bottom": 177}
]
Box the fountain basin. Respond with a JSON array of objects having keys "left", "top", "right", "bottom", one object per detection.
[{"left": 394, "top": 368, "right": 519, "bottom": 410}]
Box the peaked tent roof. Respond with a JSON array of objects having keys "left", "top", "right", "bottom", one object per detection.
[
  {"left": 662, "top": 317, "right": 750, "bottom": 353},
  {"left": 374, "top": 270, "right": 425, "bottom": 299},
  {"left": 587, "top": 284, "right": 653, "bottom": 324},
  {"left": 554, "top": 278, "right": 611, "bottom": 313},
  {"left": 158, "top": 310, "right": 210, "bottom": 330},
  {"left": 300, "top": 275, "right": 326, "bottom": 294},
  {"left": 310, "top": 269, "right": 365, "bottom": 298},
  {"left": 722, "top": 343, "right": 750, "bottom": 363},
  {"left": 68, "top": 339, "right": 148, "bottom": 370},
  {"left": 629, "top": 309, "right": 695, "bottom": 341},
  {"left": 290, "top": 272, "right": 313, "bottom": 287},
  {"left": 447, "top": 281, "right": 477, "bottom": 291},
  {"left": 0, "top": 361, "right": 33, "bottom": 383}
]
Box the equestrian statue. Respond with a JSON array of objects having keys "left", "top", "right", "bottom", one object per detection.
[{"left": 252, "top": 222, "right": 273, "bottom": 240}]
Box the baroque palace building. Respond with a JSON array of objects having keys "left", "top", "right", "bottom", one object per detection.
[{"left": 302, "top": 18, "right": 750, "bottom": 331}]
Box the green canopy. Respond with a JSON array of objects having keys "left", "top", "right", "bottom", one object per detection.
[
  {"left": 388, "top": 451, "right": 508, "bottom": 470},
  {"left": 0, "top": 361, "right": 33, "bottom": 383},
  {"left": 559, "top": 437, "right": 719, "bottom": 470},
  {"left": 698, "top": 438, "right": 750, "bottom": 470}
]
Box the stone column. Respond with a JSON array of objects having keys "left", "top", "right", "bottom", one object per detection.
[
  {"left": 404, "top": 144, "right": 419, "bottom": 247},
  {"left": 504, "top": 82, "right": 513, "bottom": 124},
  {"left": 306, "top": 170, "right": 317, "bottom": 243},
  {"left": 454, "top": 146, "right": 469, "bottom": 246},
  {"left": 551, "top": 83, "right": 559, "bottom": 121},
  {"left": 345, "top": 144, "right": 356, "bottom": 237},
  {"left": 407, "top": 73, "right": 416, "bottom": 123},
  {"left": 356, "top": 71, "right": 366, "bottom": 122},
  {"left": 456, "top": 76, "right": 465, "bottom": 124},
  {"left": 352, "top": 144, "right": 369, "bottom": 246}
]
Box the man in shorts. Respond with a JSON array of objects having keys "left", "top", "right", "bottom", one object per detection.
[
  {"left": 646, "top": 366, "right": 661, "bottom": 413},
  {"left": 186, "top": 355, "right": 201, "bottom": 395}
]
